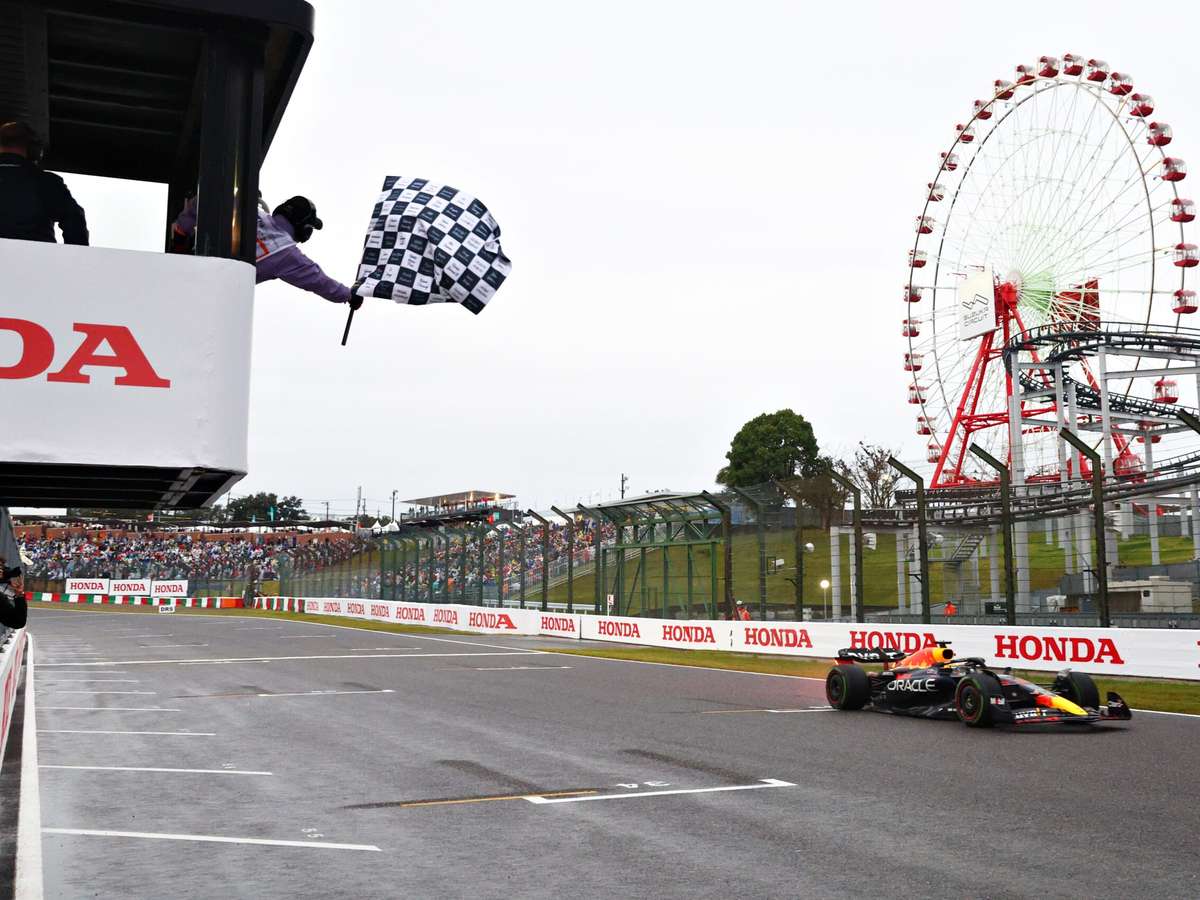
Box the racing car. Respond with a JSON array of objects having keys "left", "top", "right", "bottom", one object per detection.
[{"left": 824, "top": 642, "right": 1132, "bottom": 728}]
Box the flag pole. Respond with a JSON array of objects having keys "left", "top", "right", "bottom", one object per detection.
[{"left": 340, "top": 305, "right": 356, "bottom": 346}]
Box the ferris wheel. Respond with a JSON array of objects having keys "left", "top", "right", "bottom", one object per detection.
[{"left": 904, "top": 55, "right": 1196, "bottom": 488}]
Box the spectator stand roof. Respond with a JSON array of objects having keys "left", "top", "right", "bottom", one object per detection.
[
  {"left": 402, "top": 490, "right": 516, "bottom": 511},
  {"left": 1, "top": 0, "right": 313, "bottom": 186}
]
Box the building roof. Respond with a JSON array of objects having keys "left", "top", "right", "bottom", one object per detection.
[
  {"left": 0, "top": 0, "right": 314, "bottom": 182},
  {"left": 403, "top": 490, "right": 516, "bottom": 509}
]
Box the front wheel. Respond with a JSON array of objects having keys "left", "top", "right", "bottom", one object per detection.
[
  {"left": 826, "top": 665, "right": 870, "bottom": 710},
  {"left": 955, "top": 674, "right": 1001, "bottom": 728},
  {"left": 1055, "top": 671, "right": 1100, "bottom": 710}
]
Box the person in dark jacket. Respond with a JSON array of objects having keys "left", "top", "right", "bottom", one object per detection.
[{"left": 0, "top": 121, "right": 89, "bottom": 245}]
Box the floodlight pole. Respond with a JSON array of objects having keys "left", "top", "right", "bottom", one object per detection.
[
  {"left": 702, "top": 491, "right": 734, "bottom": 620},
  {"left": 888, "top": 457, "right": 931, "bottom": 624},
  {"left": 968, "top": 444, "right": 1016, "bottom": 625},
  {"left": 1059, "top": 429, "right": 1109, "bottom": 628},
  {"left": 527, "top": 510, "right": 551, "bottom": 612},
  {"left": 550, "top": 506, "right": 575, "bottom": 614},
  {"left": 828, "top": 472, "right": 864, "bottom": 623},
  {"left": 773, "top": 480, "right": 807, "bottom": 621}
]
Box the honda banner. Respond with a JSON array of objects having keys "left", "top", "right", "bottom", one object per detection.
[
  {"left": 65, "top": 578, "right": 108, "bottom": 595},
  {"left": 109, "top": 578, "right": 150, "bottom": 596},
  {"left": 267, "top": 598, "right": 1200, "bottom": 680},
  {"left": 151, "top": 580, "right": 188, "bottom": 598}
]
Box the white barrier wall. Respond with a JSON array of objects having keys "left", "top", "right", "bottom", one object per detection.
[
  {"left": 284, "top": 598, "right": 1200, "bottom": 680},
  {"left": 0, "top": 631, "right": 27, "bottom": 770}
]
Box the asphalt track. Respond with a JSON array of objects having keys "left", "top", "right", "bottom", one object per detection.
[{"left": 21, "top": 605, "right": 1200, "bottom": 899}]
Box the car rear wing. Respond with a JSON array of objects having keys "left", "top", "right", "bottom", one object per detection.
[{"left": 835, "top": 647, "right": 907, "bottom": 665}]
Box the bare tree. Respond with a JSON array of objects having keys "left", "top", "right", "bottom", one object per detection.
[{"left": 843, "top": 443, "right": 902, "bottom": 509}]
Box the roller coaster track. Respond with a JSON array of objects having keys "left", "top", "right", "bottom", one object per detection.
[{"left": 879, "top": 325, "right": 1200, "bottom": 527}]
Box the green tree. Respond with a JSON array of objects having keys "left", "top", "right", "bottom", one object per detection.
[
  {"left": 716, "top": 409, "right": 821, "bottom": 487},
  {"left": 224, "top": 493, "right": 309, "bottom": 523}
]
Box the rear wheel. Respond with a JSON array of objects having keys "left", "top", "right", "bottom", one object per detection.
[
  {"left": 826, "top": 665, "right": 870, "bottom": 710},
  {"left": 955, "top": 673, "right": 1002, "bottom": 728},
  {"left": 1056, "top": 671, "right": 1100, "bottom": 710}
]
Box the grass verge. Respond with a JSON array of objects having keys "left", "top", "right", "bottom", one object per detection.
[{"left": 541, "top": 644, "right": 1200, "bottom": 715}]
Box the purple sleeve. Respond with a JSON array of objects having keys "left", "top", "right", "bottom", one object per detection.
[
  {"left": 173, "top": 197, "right": 197, "bottom": 236},
  {"left": 259, "top": 245, "right": 351, "bottom": 303}
]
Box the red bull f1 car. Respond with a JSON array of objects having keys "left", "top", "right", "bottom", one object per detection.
[{"left": 825, "top": 642, "right": 1132, "bottom": 728}]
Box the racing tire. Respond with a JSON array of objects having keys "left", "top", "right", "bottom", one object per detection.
[
  {"left": 826, "top": 665, "right": 870, "bottom": 711},
  {"left": 1056, "top": 671, "right": 1100, "bottom": 710},
  {"left": 955, "top": 673, "right": 1002, "bottom": 728}
]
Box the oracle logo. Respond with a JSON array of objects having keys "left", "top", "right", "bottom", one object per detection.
[
  {"left": 744, "top": 626, "right": 812, "bottom": 649},
  {"left": 395, "top": 607, "right": 426, "bottom": 622},
  {"left": 0, "top": 318, "right": 170, "bottom": 388},
  {"left": 598, "top": 620, "right": 640, "bottom": 638},
  {"left": 994, "top": 634, "right": 1125, "bottom": 665},
  {"left": 662, "top": 624, "right": 716, "bottom": 644},
  {"left": 347, "top": 602, "right": 366, "bottom": 615},
  {"left": 433, "top": 608, "right": 459, "bottom": 625},
  {"left": 468, "top": 611, "right": 517, "bottom": 630},
  {"left": 849, "top": 629, "right": 938, "bottom": 653},
  {"left": 369, "top": 604, "right": 391, "bottom": 618},
  {"left": 540, "top": 615, "right": 576, "bottom": 633}
]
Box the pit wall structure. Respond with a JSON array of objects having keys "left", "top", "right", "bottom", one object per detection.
[
  {"left": 0, "top": 629, "right": 26, "bottom": 770},
  {"left": 271, "top": 597, "right": 1200, "bottom": 681}
]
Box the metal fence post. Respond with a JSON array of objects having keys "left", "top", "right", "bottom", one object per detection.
[
  {"left": 888, "top": 457, "right": 931, "bottom": 624},
  {"left": 550, "top": 506, "right": 575, "bottom": 614},
  {"left": 527, "top": 510, "right": 550, "bottom": 612},
  {"left": 729, "top": 488, "right": 768, "bottom": 620},
  {"left": 774, "top": 481, "right": 807, "bottom": 622},
  {"left": 476, "top": 520, "right": 486, "bottom": 606},
  {"left": 968, "top": 444, "right": 1016, "bottom": 625},
  {"left": 1060, "top": 429, "right": 1110, "bottom": 627},
  {"left": 829, "top": 472, "right": 864, "bottom": 623},
  {"left": 702, "top": 492, "right": 734, "bottom": 620}
]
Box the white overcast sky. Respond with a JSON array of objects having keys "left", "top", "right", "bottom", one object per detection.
[{"left": 65, "top": 1, "right": 1200, "bottom": 517}]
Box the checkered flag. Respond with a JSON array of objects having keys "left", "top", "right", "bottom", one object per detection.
[{"left": 352, "top": 176, "right": 512, "bottom": 314}]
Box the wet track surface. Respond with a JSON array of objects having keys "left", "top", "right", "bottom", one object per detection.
[{"left": 26, "top": 606, "right": 1200, "bottom": 899}]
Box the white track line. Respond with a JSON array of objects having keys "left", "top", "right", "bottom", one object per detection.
[
  {"left": 41, "top": 765, "right": 270, "bottom": 775},
  {"left": 257, "top": 689, "right": 394, "bottom": 698},
  {"left": 51, "top": 691, "right": 155, "bottom": 695},
  {"left": 471, "top": 666, "right": 574, "bottom": 671},
  {"left": 16, "top": 635, "right": 43, "bottom": 900},
  {"left": 525, "top": 778, "right": 797, "bottom": 804},
  {"left": 42, "top": 828, "right": 380, "bottom": 851},
  {"left": 39, "top": 680, "right": 140, "bottom": 684},
  {"left": 39, "top": 651, "right": 537, "bottom": 667},
  {"left": 40, "top": 707, "right": 181, "bottom": 712},
  {"left": 1132, "top": 708, "right": 1200, "bottom": 719},
  {"left": 38, "top": 730, "right": 215, "bottom": 736}
]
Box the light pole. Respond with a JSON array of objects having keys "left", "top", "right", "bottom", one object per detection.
[
  {"left": 391, "top": 490, "right": 398, "bottom": 523},
  {"left": 819, "top": 578, "right": 831, "bottom": 620}
]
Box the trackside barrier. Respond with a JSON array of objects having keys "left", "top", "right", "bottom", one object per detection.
[
  {"left": 0, "top": 630, "right": 27, "bottom": 770},
  {"left": 253, "top": 597, "right": 304, "bottom": 612},
  {"left": 267, "top": 597, "right": 1200, "bottom": 680},
  {"left": 27, "top": 593, "right": 242, "bottom": 609}
]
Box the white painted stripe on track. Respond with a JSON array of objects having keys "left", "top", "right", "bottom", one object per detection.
[
  {"left": 41, "top": 765, "right": 271, "bottom": 775},
  {"left": 471, "top": 666, "right": 574, "bottom": 671},
  {"left": 1132, "top": 707, "right": 1200, "bottom": 719},
  {"left": 40, "top": 707, "right": 182, "bottom": 712},
  {"left": 16, "top": 635, "right": 44, "bottom": 900},
  {"left": 42, "top": 828, "right": 381, "bottom": 851},
  {"left": 39, "top": 679, "right": 140, "bottom": 683},
  {"left": 552, "top": 651, "right": 825, "bottom": 681},
  {"left": 256, "top": 689, "right": 394, "bottom": 698},
  {"left": 51, "top": 691, "right": 155, "bottom": 695},
  {"left": 525, "top": 778, "right": 797, "bottom": 804},
  {"left": 39, "top": 730, "right": 215, "bottom": 736},
  {"left": 39, "top": 651, "right": 537, "bottom": 667}
]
